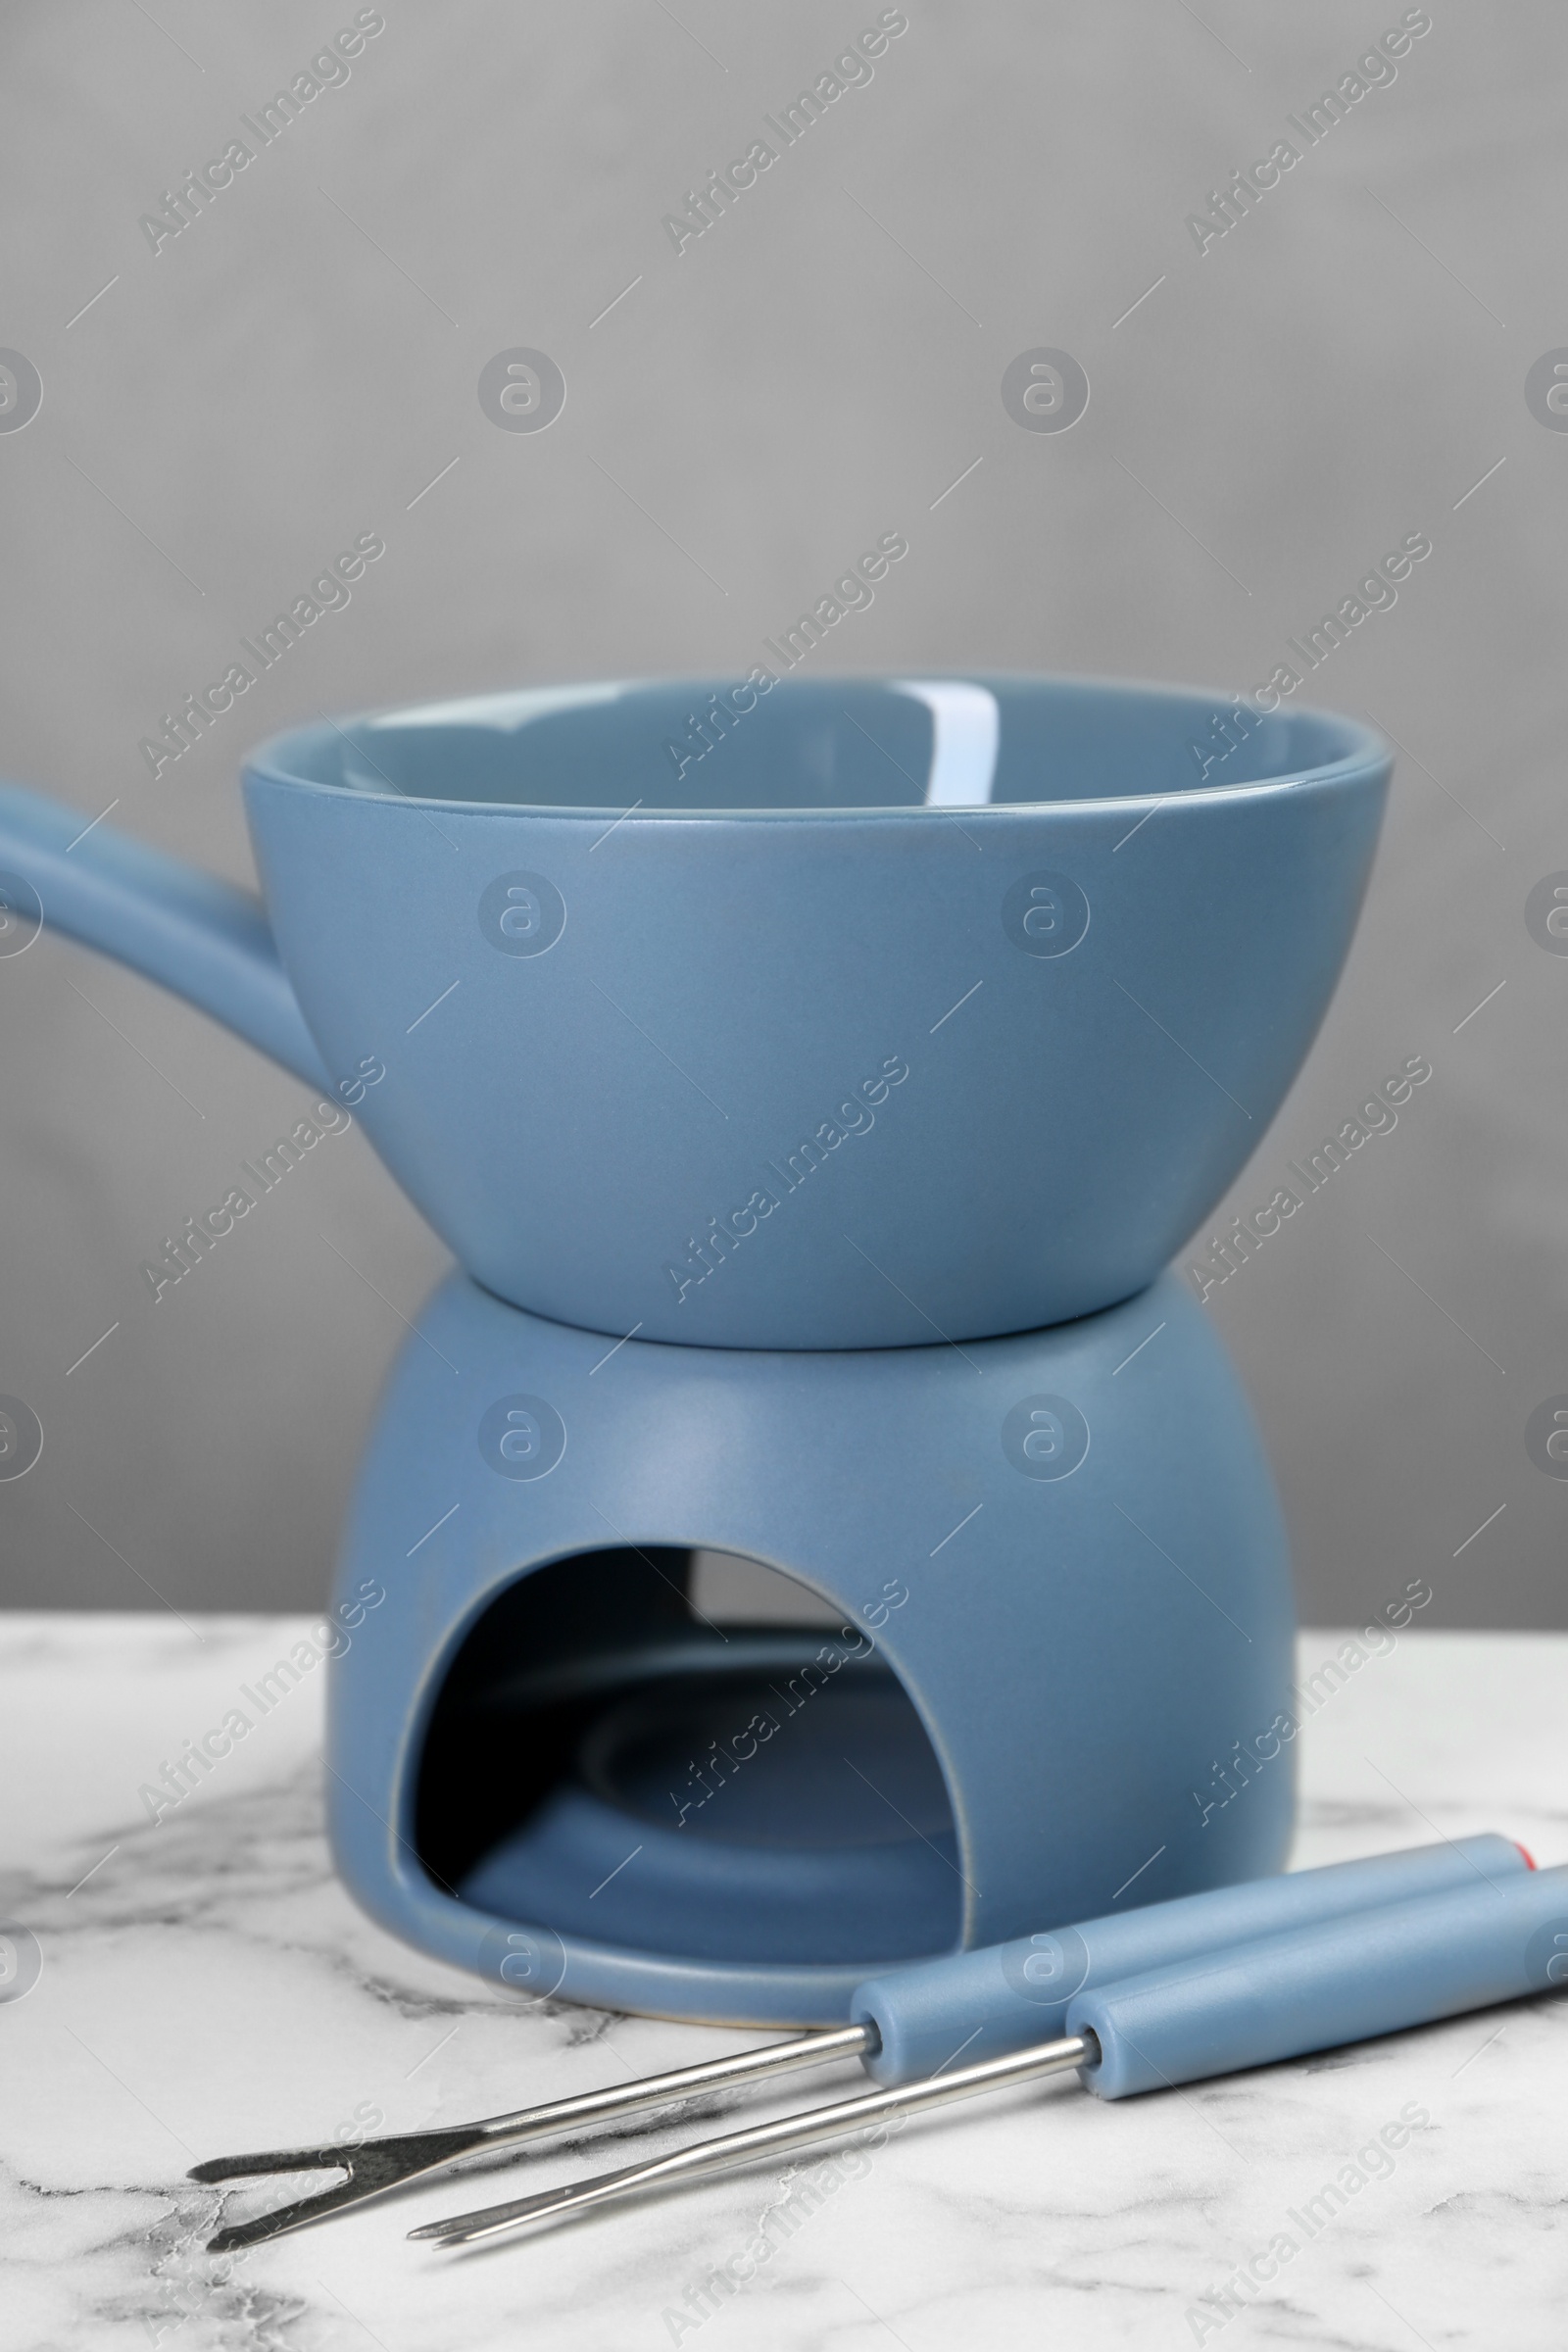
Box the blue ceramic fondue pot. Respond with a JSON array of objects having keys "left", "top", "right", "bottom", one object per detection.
[
  {"left": 0, "top": 675, "right": 1389, "bottom": 1347},
  {"left": 325, "top": 1264, "right": 1296, "bottom": 2024}
]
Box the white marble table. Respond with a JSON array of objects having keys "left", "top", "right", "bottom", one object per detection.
[{"left": 2, "top": 1617, "right": 1564, "bottom": 2352}]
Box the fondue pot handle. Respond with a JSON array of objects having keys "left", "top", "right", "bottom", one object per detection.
[{"left": 0, "top": 782, "right": 331, "bottom": 1092}]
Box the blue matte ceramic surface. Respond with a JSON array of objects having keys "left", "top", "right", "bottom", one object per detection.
[
  {"left": 326, "top": 1266, "right": 1297, "bottom": 2025},
  {"left": 0, "top": 675, "right": 1390, "bottom": 1348}
]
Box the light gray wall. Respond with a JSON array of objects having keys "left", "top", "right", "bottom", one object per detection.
[{"left": 0, "top": 0, "right": 1562, "bottom": 1626}]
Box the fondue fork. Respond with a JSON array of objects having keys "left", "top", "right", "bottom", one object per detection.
[
  {"left": 189, "top": 1833, "right": 1528, "bottom": 2249},
  {"left": 416, "top": 1860, "right": 1568, "bottom": 2248},
  {"left": 190, "top": 2026, "right": 868, "bottom": 2252}
]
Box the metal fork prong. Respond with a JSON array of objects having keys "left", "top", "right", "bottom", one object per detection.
[
  {"left": 205, "top": 2172, "right": 375, "bottom": 2253},
  {"left": 195, "top": 2127, "right": 494, "bottom": 2250},
  {"left": 188, "top": 2146, "right": 353, "bottom": 2186}
]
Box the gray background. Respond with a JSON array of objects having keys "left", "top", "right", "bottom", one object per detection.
[{"left": 0, "top": 0, "right": 1562, "bottom": 1626}]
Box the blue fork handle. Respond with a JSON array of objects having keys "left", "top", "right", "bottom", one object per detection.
[
  {"left": 853, "top": 1833, "right": 1530, "bottom": 2082},
  {"left": 1071, "top": 1860, "right": 1568, "bottom": 2097},
  {"left": 0, "top": 782, "right": 330, "bottom": 1091}
]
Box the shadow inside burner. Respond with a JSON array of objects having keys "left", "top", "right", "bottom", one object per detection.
[{"left": 414, "top": 1546, "right": 962, "bottom": 1966}]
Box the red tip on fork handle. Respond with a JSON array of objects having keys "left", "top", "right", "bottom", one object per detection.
[{"left": 1515, "top": 1841, "right": 1538, "bottom": 1870}]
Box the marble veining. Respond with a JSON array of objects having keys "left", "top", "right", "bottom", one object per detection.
[{"left": 1, "top": 1616, "right": 1564, "bottom": 2351}]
